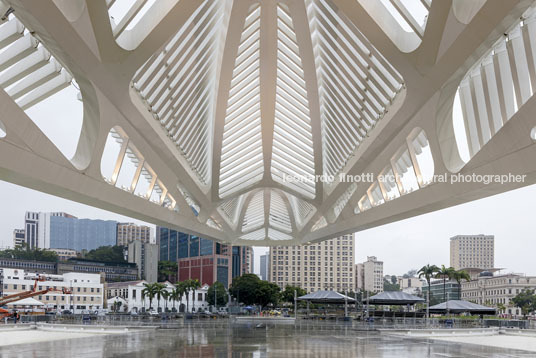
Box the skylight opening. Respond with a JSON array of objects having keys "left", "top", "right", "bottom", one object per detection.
[
  {"left": 311, "top": 216, "right": 327, "bottom": 232},
  {"left": 0, "top": 16, "right": 84, "bottom": 162},
  {"left": 240, "top": 228, "right": 265, "bottom": 241},
  {"left": 358, "top": 194, "right": 372, "bottom": 212},
  {"left": 0, "top": 119, "right": 5, "bottom": 138},
  {"left": 115, "top": 147, "right": 139, "bottom": 191},
  {"left": 392, "top": 149, "right": 420, "bottom": 194},
  {"left": 367, "top": 183, "right": 385, "bottom": 206},
  {"left": 448, "top": 9, "right": 536, "bottom": 167},
  {"left": 333, "top": 183, "right": 357, "bottom": 218},
  {"left": 268, "top": 228, "right": 292, "bottom": 241},
  {"left": 100, "top": 127, "right": 176, "bottom": 211},
  {"left": 242, "top": 190, "right": 264, "bottom": 233},
  {"left": 409, "top": 130, "right": 434, "bottom": 186},
  {"left": 269, "top": 192, "right": 292, "bottom": 233},
  {"left": 379, "top": 167, "right": 400, "bottom": 201},
  {"left": 308, "top": 0, "right": 404, "bottom": 179},
  {"left": 133, "top": 166, "right": 153, "bottom": 199}
]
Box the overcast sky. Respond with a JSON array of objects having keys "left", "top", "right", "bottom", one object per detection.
[{"left": 1, "top": 178, "right": 535, "bottom": 277}]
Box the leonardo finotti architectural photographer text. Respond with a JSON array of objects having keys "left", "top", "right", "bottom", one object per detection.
[{"left": 282, "top": 173, "right": 527, "bottom": 185}]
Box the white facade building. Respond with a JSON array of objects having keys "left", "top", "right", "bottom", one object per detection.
[
  {"left": 1, "top": 268, "right": 104, "bottom": 313},
  {"left": 356, "top": 256, "right": 383, "bottom": 293},
  {"left": 461, "top": 272, "right": 536, "bottom": 317},
  {"left": 106, "top": 281, "right": 209, "bottom": 313},
  {"left": 397, "top": 276, "right": 424, "bottom": 295},
  {"left": 450, "top": 235, "right": 495, "bottom": 270},
  {"left": 270, "top": 235, "right": 355, "bottom": 293}
]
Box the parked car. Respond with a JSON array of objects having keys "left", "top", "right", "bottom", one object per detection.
[{"left": 148, "top": 310, "right": 159, "bottom": 316}]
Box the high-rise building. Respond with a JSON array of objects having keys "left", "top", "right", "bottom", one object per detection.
[
  {"left": 260, "top": 254, "right": 270, "bottom": 281},
  {"left": 450, "top": 234, "right": 495, "bottom": 270},
  {"left": 127, "top": 241, "right": 158, "bottom": 283},
  {"left": 117, "top": 223, "right": 154, "bottom": 246},
  {"left": 355, "top": 256, "right": 383, "bottom": 293},
  {"left": 23, "top": 212, "right": 117, "bottom": 251},
  {"left": 157, "top": 227, "right": 251, "bottom": 288},
  {"left": 269, "top": 234, "right": 355, "bottom": 293},
  {"left": 12, "top": 229, "right": 25, "bottom": 248}
]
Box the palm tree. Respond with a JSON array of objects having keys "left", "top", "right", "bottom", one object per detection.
[
  {"left": 183, "top": 279, "right": 201, "bottom": 313},
  {"left": 189, "top": 279, "right": 201, "bottom": 312},
  {"left": 154, "top": 283, "right": 167, "bottom": 312},
  {"left": 172, "top": 283, "right": 186, "bottom": 312},
  {"left": 451, "top": 270, "right": 471, "bottom": 299},
  {"left": 435, "top": 265, "right": 456, "bottom": 302},
  {"left": 418, "top": 264, "right": 440, "bottom": 319},
  {"left": 142, "top": 283, "right": 157, "bottom": 310},
  {"left": 141, "top": 289, "right": 146, "bottom": 312},
  {"left": 162, "top": 290, "right": 170, "bottom": 312},
  {"left": 169, "top": 285, "right": 182, "bottom": 312}
]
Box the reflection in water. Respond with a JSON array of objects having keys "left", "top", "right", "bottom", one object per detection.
[{"left": 0, "top": 321, "right": 528, "bottom": 358}]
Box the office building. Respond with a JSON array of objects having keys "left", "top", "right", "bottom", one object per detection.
[
  {"left": 23, "top": 212, "right": 117, "bottom": 251},
  {"left": 461, "top": 272, "right": 536, "bottom": 317},
  {"left": 422, "top": 280, "right": 461, "bottom": 304},
  {"left": 117, "top": 223, "right": 154, "bottom": 246},
  {"left": 260, "top": 254, "right": 270, "bottom": 281},
  {"left": 157, "top": 227, "right": 251, "bottom": 288},
  {"left": 1, "top": 268, "right": 103, "bottom": 314},
  {"left": 0, "top": 257, "right": 138, "bottom": 283},
  {"left": 127, "top": 241, "right": 158, "bottom": 283},
  {"left": 0, "top": 257, "right": 57, "bottom": 275},
  {"left": 46, "top": 248, "right": 77, "bottom": 261},
  {"left": 57, "top": 258, "right": 138, "bottom": 282},
  {"left": 12, "top": 229, "right": 25, "bottom": 248},
  {"left": 356, "top": 256, "right": 384, "bottom": 293},
  {"left": 450, "top": 235, "right": 495, "bottom": 270},
  {"left": 270, "top": 234, "right": 355, "bottom": 293}
]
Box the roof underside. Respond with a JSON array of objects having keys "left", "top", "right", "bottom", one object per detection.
[
  {"left": 130, "top": 0, "right": 405, "bottom": 244},
  {"left": 2, "top": 0, "right": 535, "bottom": 246}
]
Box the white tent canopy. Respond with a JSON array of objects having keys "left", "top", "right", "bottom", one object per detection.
[{"left": 7, "top": 297, "right": 44, "bottom": 306}]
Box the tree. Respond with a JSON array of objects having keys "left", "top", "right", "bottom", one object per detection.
[
  {"left": 512, "top": 289, "right": 536, "bottom": 318},
  {"left": 403, "top": 269, "right": 417, "bottom": 278},
  {"left": 435, "top": 265, "right": 456, "bottom": 302},
  {"left": 256, "top": 281, "right": 280, "bottom": 309},
  {"left": 383, "top": 279, "right": 400, "bottom": 292},
  {"left": 158, "top": 261, "right": 178, "bottom": 282},
  {"left": 229, "top": 274, "right": 281, "bottom": 308},
  {"left": 497, "top": 302, "right": 506, "bottom": 314},
  {"left": 182, "top": 279, "right": 201, "bottom": 313},
  {"left": 0, "top": 247, "right": 58, "bottom": 262},
  {"left": 207, "top": 281, "right": 228, "bottom": 307},
  {"left": 418, "top": 264, "right": 440, "bottom": 319},
  {"left": 142, "top": 283, "right": 157, "bottom": 310},
  {"left": 281, "top": 285, "right": 306, "bottom": 303},
  {"left": 229, "top": 274, "right": 262, "bottom": 306},
  {"left": 170, "top": 284, "right": 186, "bottom": 312},
  {"left": 154, "top": 283, "right": 167, "bottom": 312},
  {"left": 451, "top": 270, "right": 471, "bottom": 298},
  {"left": 84, "top": 246, "right": 126, "bottom": 263},
  {"left": 162, "top": 290, "right": 170, "bottom": 312}
]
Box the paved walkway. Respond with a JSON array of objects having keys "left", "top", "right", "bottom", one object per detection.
[{"left": 433, "top": 335, "right": 536, "bottom": 353}]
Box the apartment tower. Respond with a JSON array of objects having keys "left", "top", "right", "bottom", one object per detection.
[{"left": 269, "top": 234, "right": 355, "bottom": 293}]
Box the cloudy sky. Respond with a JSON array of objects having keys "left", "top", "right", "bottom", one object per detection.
[{"left": 1, "top": 178, "right": 534, "bottom": 277}]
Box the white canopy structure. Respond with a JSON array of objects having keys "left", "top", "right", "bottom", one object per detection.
[
  {"left": 1, "top": 0, "right": 536, "bottom": 245},
  {"left": 7, "top": 297, "right": 44, "bottom": 306}
]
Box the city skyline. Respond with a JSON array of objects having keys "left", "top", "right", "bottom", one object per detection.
[{"left": 1, "top": 179, "right": 534, "bottom": 277}]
